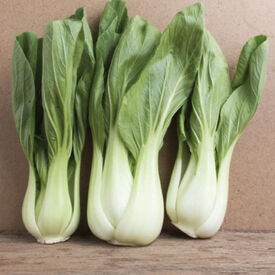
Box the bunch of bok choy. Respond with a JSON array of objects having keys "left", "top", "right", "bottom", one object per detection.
[
  {"left": 12, "top": 8, "right": 95, "bottom": 243},
  {"left": 11, "top": 0, "right": 268, "bottom": 245},
  {"left": 166, "top": 34, "right": 268, "bottom": 238},
  {"left": 87, "top": 1, "right": 204, "bottom": 245}
]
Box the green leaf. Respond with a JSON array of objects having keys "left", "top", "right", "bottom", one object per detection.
[
  {"left": 33, "top": 38, "right": 48, "bottom": 188},
  {"left": 12, "top": 32, "right": 39, "bottom": 164},
  {"left": 89, "top": 0, "right": 128, "bottom": 151},
  {"left": 70, "top": 8, "right": 96, "bottom": 162},
  {"left": 178, "top": 97, "right": 192, "bottom": 142},
  {"left": 232, "top": 35, "right": 268, "bottom": 90},
  {"left": 105, "top": 15, "right": 161, "bottom": 128},
  {"left": 216, "top": 35, "right": 268, "bottom": 161},
  {"left": 42, "top": 18, "right": 83, "bottom": 160},
  {"left": 118, "top": 3, "right": 204, "bottom": 160},
  {"left": 99, "top": 0, "right": 128, "bottom": 35},
  {"left": 34, "top": 137, "right": 48, "bottom": 185},
  {"left": 187, "top": 30, "right": 231, "bottom": 158}
]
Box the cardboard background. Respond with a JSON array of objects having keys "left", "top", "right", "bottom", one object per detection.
[{"left": 0, "top": 0, "right": 274, "bottom": 233}]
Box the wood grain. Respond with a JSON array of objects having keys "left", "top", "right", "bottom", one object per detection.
[{"left": 0, "top": 231, "right": 274, "bottom": 274}]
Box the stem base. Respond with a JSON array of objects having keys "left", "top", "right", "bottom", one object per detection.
[
  {"left": 37, "top": 236, "right": 70, "bottom": 244},
  {"left": 172, "top": 222, "right": 198, "bottom": 239}
]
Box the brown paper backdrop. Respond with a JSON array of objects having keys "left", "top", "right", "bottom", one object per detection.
[{"left": 0, "top": 0, "right": 274, "bottom": 234}]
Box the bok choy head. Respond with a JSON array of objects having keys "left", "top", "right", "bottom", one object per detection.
[
  {"left": 12, "top": 8, "right": 95, "bottom": 243},
  {"left": 87, "top": 1, "right": 204, "bottom": 246},
  {"left": 166, "top": 33, "right": 268, "bottom": 238}
]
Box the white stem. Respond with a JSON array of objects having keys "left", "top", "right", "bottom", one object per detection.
[
  {"left": 166, "top": 141, "right": 184, "bottom": 223},
  {"left": 174, "top": 133, "right": 217, "bottom": 237},
  {"left": 196, "top": 145, "right": 235, "bottom": 238},
  {"left": 63, "top": 162, "right": 81, "bottom": 238},
  {"left": 87, "top": 143, "right": 114, "bottom": 241},
  {"left": 22, "top": 164, "right": 41, "bottom": 240},
  {"left": 37, "top": 152, "right": 72, "bottom": 239},
  {"left": 35, "top": 183, "right": 45, "bottom": 222},
  {"left": 166, "top": 141, "right": 190, "bottom": 223},
  {"left": 113, "top": 136, "right": 164, "bottom": 246},
  {"left": 101, "top": 125, "right": 133, "bottom": 226}
]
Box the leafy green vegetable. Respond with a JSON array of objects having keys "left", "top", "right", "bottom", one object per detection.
[
  {"left": 87, "top": 2, "right": 204, "bottom": 246},
  {"left": 13, "top": 0, "right": 265, "bottom": 245},
  {"left": 166, "top": 33, "right": 268, "bottom": 238},
  {"left": 88, "top": 0, "right": 128, "bottom": 151},
  {"left": 12, "top": 8, "right": 95, "bottom": 243}
]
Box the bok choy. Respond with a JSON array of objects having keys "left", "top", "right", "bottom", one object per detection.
[
  {"left": 12, "top": 8, "right": 95, "bottom": 243},
  {"left": 166, "top": 33, "right": 268, "bottom": 238},
  {"left": 87, "top": 1, "right": 204, "bottom": 246}
]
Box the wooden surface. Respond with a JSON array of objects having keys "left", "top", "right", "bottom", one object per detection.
[{"left": 0, "top": 231, "right": 274, "bottom": 274}]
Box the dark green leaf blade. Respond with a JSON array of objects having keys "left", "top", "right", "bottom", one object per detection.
[
  {"left": 42, "top": 19, "right": 83, "bottom": 160},
  {"left": 232, "top": 35, "right": 267, "bottom": 90},
  {"left": 70, "top": 8, "right": 96, "bottom": 162},
  {"left": 187, "top": 30, "right": 231, "bottom": 158},
  {"left": 216, "top": 35, "right": 268, "bottom": 161},
  {"left": 89, "top": 0, "right": 128, "bottom": 150},
  {"left": 118, "top": 3, "right": 204, "bottom": 160},
  {"left": 12, "top": 32, "right": 39, "bottom": 164},
  {"left": 105, "top": 15, "right": 161, "bottom": 128},
  {"left": 99, "top": 0, "right": 128, "bottom": 35}
]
